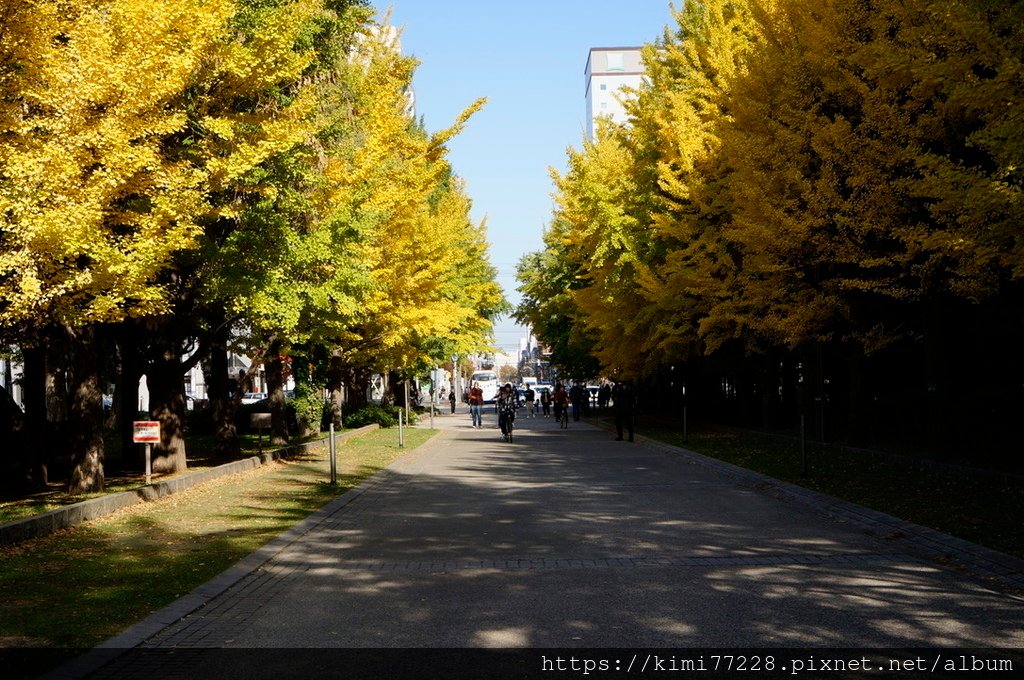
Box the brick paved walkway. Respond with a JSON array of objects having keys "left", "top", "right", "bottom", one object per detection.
[{"left": 48, "top": 411, "right": 1024, "bottom": 679}]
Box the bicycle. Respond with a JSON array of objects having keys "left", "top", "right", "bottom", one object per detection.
[
  {"left": 499, "top": 409, "right": 515, "bottom": 442},
  {"left": 558, "top": 404, "right": 569, "bottom": 429}
]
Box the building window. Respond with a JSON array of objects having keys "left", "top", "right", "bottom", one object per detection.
[
  {"left": 600, "top": 83, "right": 607, "bottom": 91},
  {"left": 606, "top": 52, "right": 624, "bottom": 71}
]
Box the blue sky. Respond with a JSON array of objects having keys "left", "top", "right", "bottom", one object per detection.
[{"left": 381, "top": 1, "right": 677, "bottom": 353}]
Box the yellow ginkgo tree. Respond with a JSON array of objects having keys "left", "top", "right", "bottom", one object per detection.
[
  {"left": 0, "top": 0, "right": 374, "bottom": 484},
  {"left": 0, "top": 0, "right": 232, "bottom": 329},
  {"left": 0, "top": 0, "right": 235, "bottom": 491},
  {"left": 518, "top": 0, "right": 1024, "bottom": 454},
  {"left": 326, "top": 25, "right": 505, "bottom": 399}
]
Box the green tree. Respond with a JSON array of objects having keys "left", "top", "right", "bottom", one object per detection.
[
  {"left": 325, "top": 27, "right": 505, "bottom": 396},
  {"left": 140, "top": 0, "right": 375, "bottom": 466},
  {"left": 515, "top": 221, "right": 600, "bottom": 381}
]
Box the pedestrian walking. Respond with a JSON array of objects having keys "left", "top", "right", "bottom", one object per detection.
[
  {"left": 468, "top": 382, "right": 484, "bottom": 428},
  {"left": 448, "top": 388, "right": 456, "bottom": 414},
  {"left": 570, "top": 383, "right": 586, "bottom": 421},
  {"left": 540, "top": 388, "right": 551, "bottom": 417},
  {"left": 523, "top": 385, "right": 536, "bottom": 417},
  {"left": 612, "top": 379, "right": 634, "bottom": 442}
]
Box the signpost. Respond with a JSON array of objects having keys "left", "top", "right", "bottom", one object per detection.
[
  {"left": 681, "top": 382, "right": 688, "bottom": 444},
  {"left": 133, "top": 421, "right": 160, "bottom": 485},
  {"left": 250, "top": 413, "right": 272, "bottom": 453},
  {"left": 801, "top": 414, "right": 808, "bottom": 478}
]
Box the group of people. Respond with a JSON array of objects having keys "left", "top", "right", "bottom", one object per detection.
[
  {"left": 458, "top": 378, "right": 635, "bottom": 442},
  {"left": 463, "top": 381, "right": 521, "bottom": 436}
]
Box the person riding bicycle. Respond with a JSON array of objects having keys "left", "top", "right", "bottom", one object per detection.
[
  {"left": 552, "top": 383, "right": 570, "bottom": 424},
  {"left": 497, "top": 383, "right": 517, "bottom": 438}
]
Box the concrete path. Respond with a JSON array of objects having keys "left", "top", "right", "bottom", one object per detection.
[{"left": 57, "top": 409, "right": 1024, "bottom": 677}]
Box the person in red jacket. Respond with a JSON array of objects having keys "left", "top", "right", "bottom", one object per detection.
[{"left": 468, "top": 382, "right": 484, "bottom": 428}]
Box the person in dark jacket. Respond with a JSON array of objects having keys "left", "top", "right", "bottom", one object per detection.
[{"left": 611, "top": 380, "right": 634, "bottom": 442}]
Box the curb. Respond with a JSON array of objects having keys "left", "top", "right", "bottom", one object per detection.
[{"left": 0, "top": 425, "right": 379, "bottom": 546}]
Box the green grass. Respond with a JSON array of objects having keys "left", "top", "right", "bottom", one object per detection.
[
  {"left": 0, "top": 427, "right": 435, "bottom": 649},
  {"left": 0, "top": 431, "right": 331, "bottom": 525},
  {"left": 634, "top": 420, "right": 1024, "bottom": 560}
]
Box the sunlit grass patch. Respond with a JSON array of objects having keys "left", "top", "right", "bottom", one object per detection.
[{"left": 0, "top": 432, "right": 334, "bottom": 525}]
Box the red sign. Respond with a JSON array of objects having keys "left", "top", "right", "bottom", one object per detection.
[{"left": 133, "top": 421, "right": 161, "bottom": 443}]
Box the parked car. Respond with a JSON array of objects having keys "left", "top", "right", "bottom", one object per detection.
[{"left": 241, "top": 392, "right": 267, "bottom": 405}]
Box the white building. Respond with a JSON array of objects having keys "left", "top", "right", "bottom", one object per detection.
[
  {"left": 355, "top": 23, "right": 416, "bottom": 118},
  {"left": 584, "top": 47, "right": 644, "bottom": 139}
]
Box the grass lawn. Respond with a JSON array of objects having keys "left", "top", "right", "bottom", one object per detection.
[
  {"left": 632, "top": 418, "right": 1024, "bottom": 560},
  {"left": 0, "top": 427, "right": 435, "bottom": 650},
  {"left": 0, "top": 431, "right": 332, "bottom": 525}
]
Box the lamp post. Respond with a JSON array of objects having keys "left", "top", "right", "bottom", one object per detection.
[{"left": 683, "top": 382, "right": 688, "bottom": 444}]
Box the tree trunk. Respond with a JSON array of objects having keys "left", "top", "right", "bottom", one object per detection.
[
  {"left": 44, "top": 335, "right": 69, "bottom": 424},
  {"left": 845, "top": 340, "right": 868, "bottom": 445},
  {"left": 21, "top": 344, "right": 49, "bottom": 487},
  {"left": 67, "top": 325, "right": 105, "bottom": 494},
  {"left": 3, "top": 358, "right": 12, "bottom": 394},
  {"left": 209, "top": 320, "right": 240, "bottom": 459},
  {"left": 758, "top": 353, "right": 780, "bottom": 430},
  {"left": 265, "top": 337, "right": 289, "bottom": 445},
  {"left": 386, "top": 370, "right": 404, "bottom": 407},
  {"left": 147, "top": 332, "right": 188, "bottom": 474},
  {"left": 923, "top": 299, "right": 955, "bottom": 458},
  {"left": 0, "top": 383, "right": 27, "bottom": 478},
  {"left": 327, "top": 352, "right": 344, "bottom": 429},
  {"left": 344, "top": 364, "right": 370, "bottom": 410}
]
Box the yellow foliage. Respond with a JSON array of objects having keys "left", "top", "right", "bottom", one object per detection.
[
  {"left": 0, "top": 1, "right": 507, "bottom": 372},
  {"left": 521, "top": 0, "right": 1023, "bottom": 375},
  {"left": 325, "top": 23, "right": 503, "bottom": 370},
  {"left": 0, "top": 0, "right": 232, "bottom": 326}
]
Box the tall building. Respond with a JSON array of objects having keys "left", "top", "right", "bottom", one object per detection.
[{"left": 584, "top": 47, "right": 644, "bottom": 139}]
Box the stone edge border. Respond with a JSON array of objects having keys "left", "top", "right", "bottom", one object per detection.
[{"left": 0, "top": 424, "right": 379, "bottom": 546}]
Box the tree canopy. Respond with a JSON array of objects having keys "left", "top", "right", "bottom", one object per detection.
[
  {"left": 0, "top": 0, "right": 506, "bottom": 490},
  {"left": 516, "top": 0, "right": 1024, "bottom": 457}
]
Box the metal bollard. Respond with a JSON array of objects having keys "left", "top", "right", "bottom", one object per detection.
[
  {"left": 398, "top": 409, "right": 405, "bottom": 448},
  {"left": 329, "top": 423, "right": 337, "bottom": 485}
]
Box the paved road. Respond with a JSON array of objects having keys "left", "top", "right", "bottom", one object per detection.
[{"left": 53, "top": 409, "right": 1024, "bottom": 678}]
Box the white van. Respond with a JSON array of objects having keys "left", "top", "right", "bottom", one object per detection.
[{"left": 470, "top": 370, "right": 500, "bottom": 403}]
